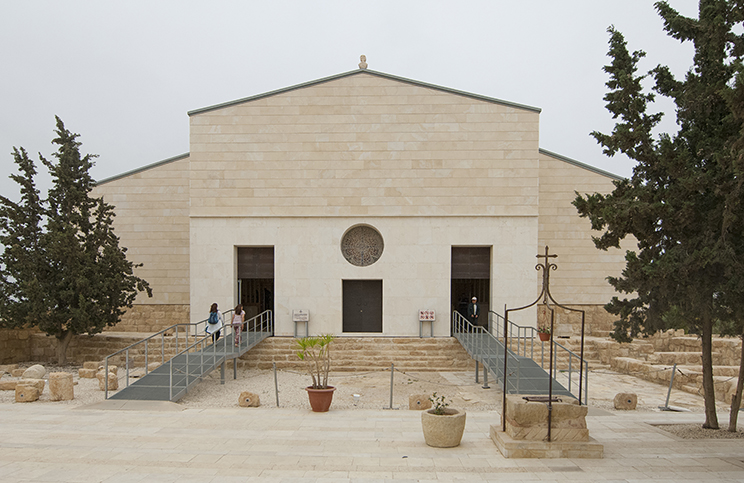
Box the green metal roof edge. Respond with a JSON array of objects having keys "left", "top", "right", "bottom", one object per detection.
[
  {"left": 94, "top": 153, "right": 190, "bottom": 186},
  {"left": 539, "top": 148, "right": 624, "bottom": 181},
  {"left": 187, "top": 68, "right": 542, "bottom": 116}
]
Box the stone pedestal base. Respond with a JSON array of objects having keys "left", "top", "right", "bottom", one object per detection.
[{"left": 490, "top": 425, "right": 603, "bottom": 458}]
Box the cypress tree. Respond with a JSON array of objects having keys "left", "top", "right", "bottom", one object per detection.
[
  {"left": 0, "top": 117, "right": 152, "bottom": 364},
  {"left": 574, "top": 1, "right": 744, "bottom": 429}
]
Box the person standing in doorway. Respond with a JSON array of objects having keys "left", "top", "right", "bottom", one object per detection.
[
  {"left": 206, "top": 303, "right": 223, "bottom": 343},
  {"left": 232, "top": 304, "right": 245, "bottom": 348},
  {"left": 467, "top": 296, "right": 480, "bottom": 328}
]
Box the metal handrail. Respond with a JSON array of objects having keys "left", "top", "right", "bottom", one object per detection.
[
  {"left": 488, "top": 310, "right": 588, "bottom": 404},
  {"left": 452, "top": 311, "right": 522, "bottom": 394},
  {"left": 104, "top": 309, "right": 273, "bottom": 400}
]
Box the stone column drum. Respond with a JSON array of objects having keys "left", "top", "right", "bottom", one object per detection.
[{"left": 49, "top": 372, "right": 74, "bottom": 401}]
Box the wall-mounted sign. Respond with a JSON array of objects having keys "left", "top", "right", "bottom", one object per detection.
[
  {"left": 419, "top": 309, "right": 435, "bottom": 322},
  {"left": 293, "top": 309, "right": 309, "bottom": 322}
]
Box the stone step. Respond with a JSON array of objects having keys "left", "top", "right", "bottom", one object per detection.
[
  {"left": 239, "top": 337, "right": 477, "bottom": 372},
  {"left": 646, "top": 351, "right": 723, "bottom": 365}
]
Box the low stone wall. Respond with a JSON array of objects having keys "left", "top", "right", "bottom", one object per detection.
[
  {"left": 0, "top": 330, "right": 185, "bottom": 366},
  {"left": 0, "top": 328, "right": 36, "bottom": 364}
]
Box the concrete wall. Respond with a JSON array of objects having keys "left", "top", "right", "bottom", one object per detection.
[{"left": 190, "top": 216, "right": 538, "bottom": 336}]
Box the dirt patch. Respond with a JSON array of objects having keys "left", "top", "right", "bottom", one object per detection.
[{"left": 653, "top": 423, "right": 744, "bottom": 439}]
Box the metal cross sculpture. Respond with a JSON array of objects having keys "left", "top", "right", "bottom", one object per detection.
[{"left": 501, "top": 246, "right": 587, "bottom": 442}]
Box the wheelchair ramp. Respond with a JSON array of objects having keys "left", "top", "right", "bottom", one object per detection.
[
  {"left": 454, "top": 313, "right": 576, "bottom": 400},
  {"left": 106, "top": 312, "right": 272, "bottom": 402}
]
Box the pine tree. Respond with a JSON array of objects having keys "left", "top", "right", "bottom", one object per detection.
[
  {"left": 0, "top": 117, "right": 152, "bottom": 364},
  {"left": 574, "top": 1, "right": 744, "bottom": 429}
]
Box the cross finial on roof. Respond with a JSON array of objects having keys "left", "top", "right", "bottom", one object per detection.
[{"left": 359, "top": 55, "right": 368, "bottom": 69}]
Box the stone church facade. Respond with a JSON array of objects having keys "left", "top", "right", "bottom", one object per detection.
[{"left": 93, "top": 67, "right": 630, "bottom": 337}]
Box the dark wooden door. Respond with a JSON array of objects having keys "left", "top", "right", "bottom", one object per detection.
[{"left": 343, "top": 280, "right": 383, "bottom": 332}]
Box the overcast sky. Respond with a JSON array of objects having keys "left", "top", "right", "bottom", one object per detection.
[{"left": 0, "top": 1, "right": 699, "bottom": 200}]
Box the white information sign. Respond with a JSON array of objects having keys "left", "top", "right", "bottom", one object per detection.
[{"left": 293, "top": 309, "right": 309, "bottom": 322}]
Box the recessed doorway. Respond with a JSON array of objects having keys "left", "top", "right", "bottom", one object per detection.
[
  {"left": 237, "top": 247, "right": 274, "bottom": 325},
  {"left": 343, "top": 280, "right": 383, "bottom": 333},
  {"left": 451, "top": 247, "right": 491, "bottom": 331}
]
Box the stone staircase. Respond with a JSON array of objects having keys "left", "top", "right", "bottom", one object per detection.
[
  {"left": 238, "top": 337, "right": 477, "bottom": 372},
  {"left": 578, "top": 330, "right": 742, "bottom": 406}
]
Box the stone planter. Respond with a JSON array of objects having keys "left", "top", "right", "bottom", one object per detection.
[
  {"left": 306, "top": 386, "right": 336, "bottom": 412},
  {"left": 421, "top": 408, "right": 466, "bottom": 447}
]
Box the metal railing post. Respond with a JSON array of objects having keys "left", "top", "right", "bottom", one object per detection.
[
  {"left": 568, "top": 353, "right": 573, "bottom": 394},
  {"left": 389, "top": 363, "right": 395, "bottom": 409}
]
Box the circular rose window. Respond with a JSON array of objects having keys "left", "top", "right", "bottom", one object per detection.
[{"left": 341, "top": 225, "right": 384, "bottom": 267}]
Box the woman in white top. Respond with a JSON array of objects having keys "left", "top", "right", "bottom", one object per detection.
[
  {"left": 232, "top": 304, "right": 245, "bottom": 347},
  {"left": 205, "top": 303, "right": 224, "bottom": 342}
]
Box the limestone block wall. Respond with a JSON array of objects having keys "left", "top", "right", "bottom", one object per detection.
[
  {"left": 92, "top": 155, "right": 191, "bottom": 310},
  {"left": 537, "top": 150, "right": 635, "bottom": 308},
  {"left": 190, "top": 215, "right": 538, "bottom": 336},
  {"left": 112, "top": 304, "right": 190, "bottom": 333},
  {"left": 188, "top": 72, "right": 541, "bottom": 219},
  {"left": 0, "top": 328, "right": 33, "bottom": 364},
  {"left": 536, "top": 304, "right": 617, "bottom": 338}
]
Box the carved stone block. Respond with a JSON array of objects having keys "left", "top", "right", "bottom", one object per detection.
[
  {"left": 98, "top": 365, "right": 118, "bottom": 375},
  {"left": 19, "top": 378, "right": 45, "bottom": 393},
  {"left": 15, "top": 383, "right": 40, "bottom": 402},
  {"left": 0, "top": 380, "right": 17, "bottom": 391},
  {"left": 238, "top": 391, "right": 260, "bottom": 407},
  {"left": 613, "top": 392, "right": 637, "bottom": 410},
  {"left": 409, "top": 394, "right": 432, "bottom": 410},
  {"left": 49, "top": 372, "right": 74, "bottom": 401},
  {"left": 78, "top": 368, "right": 97, "bottom": 378},
  {"left": 96, "top": 371, "right": 118, "bottom": 391}
]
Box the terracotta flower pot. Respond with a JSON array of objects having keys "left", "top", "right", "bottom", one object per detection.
[
  {"left": 538, "top": 332, "right": 550, "bottom": 342},
  {"left": 305, "top": 386, "right": 336, "bottom": 412},
  {"left": 421, "top": 408, "right": 467, "bottom": 447}
]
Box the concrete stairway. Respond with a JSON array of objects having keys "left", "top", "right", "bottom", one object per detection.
[
  {"left": 238, "top": 337, "right": 477, "bottom": 372},
  {"left": 554, "top": 337, "right": 609, "bottom": 370}
]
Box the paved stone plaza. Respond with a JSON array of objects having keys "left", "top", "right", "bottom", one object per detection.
[{"left": 1, "top": 400, "right": 743, "bottom": 482}]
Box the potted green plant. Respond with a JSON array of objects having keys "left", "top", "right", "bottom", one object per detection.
[
  {"left": 537, "top": 325, "right": 551, "bottom": 342},
  {"left": 421, "top": 393, "right": 467, "bottom": 447},
  {"left": 295, "top": 334, "right": 336, "bottom": 412}
]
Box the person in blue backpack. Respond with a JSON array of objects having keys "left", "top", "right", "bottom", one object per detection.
[{"left": 206, "top": 303, "right": 223, "bottom": 342}]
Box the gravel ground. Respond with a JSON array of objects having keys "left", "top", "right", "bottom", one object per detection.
[{"left": 2, "top": 362, "right": 743, "bottom": 440}]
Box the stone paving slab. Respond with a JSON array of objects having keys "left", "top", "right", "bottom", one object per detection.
[{"left": 1, "top": 403, "right": 744, "bottom": 482}]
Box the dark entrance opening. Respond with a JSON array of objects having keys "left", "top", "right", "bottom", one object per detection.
[
  {"left": 343, "top": 280, "right": 383, "bottom": 333},
  {"left": 238, "top": 247, "right": 274, "bottom": 327},
  {"left": 451, "top": 247, "right": 491, "bottom": 332}
]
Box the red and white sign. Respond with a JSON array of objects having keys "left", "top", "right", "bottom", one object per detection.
[{"left": 418, "top": 309, "right": 435, "bottom": 322}]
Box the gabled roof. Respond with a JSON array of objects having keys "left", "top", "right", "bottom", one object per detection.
[
  {"left": 187, "top": 68, "right": 542, "bottom": 116},
  {"left": 539, "top": 148, "right": 624, "bottom": 181},
  {"left": 95, "top": 153, "right": 189, "bottom": 186}
]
